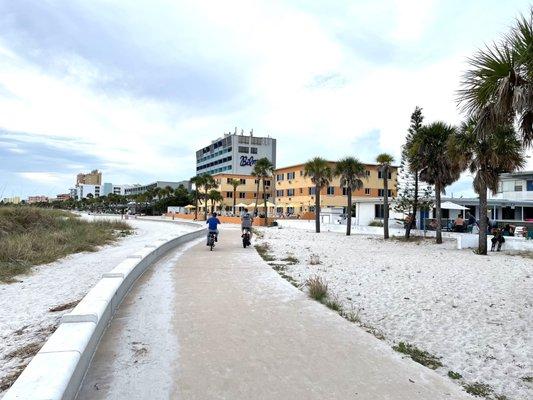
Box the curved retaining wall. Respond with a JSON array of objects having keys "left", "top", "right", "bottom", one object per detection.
[{"left": 4, "top": 226, "right": 205, "bottom": 400}]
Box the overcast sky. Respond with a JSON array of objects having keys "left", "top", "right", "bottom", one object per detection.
[{"left": 1, "top": 0, "right": 532, "bottom": 199}]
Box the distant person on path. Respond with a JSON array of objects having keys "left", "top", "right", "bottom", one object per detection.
[
  {"left": 241, "top": 208, "right": 253, "bottom": 239},
  {"left": 206, "top": 212, "right": 221, "bottom": 245}
]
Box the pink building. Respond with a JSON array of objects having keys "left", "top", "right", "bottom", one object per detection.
[{"left": 27, "top": 195, "right": 49, "bottom": 204}]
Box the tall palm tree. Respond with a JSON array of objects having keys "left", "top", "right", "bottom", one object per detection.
[
  {"left": 256, "top": 158, "right": 275, "bottom": 225},
  {"left": 202, "top": 174, "right": 216, "bottom": 220},
  {"left": 409, "top": 122, "right": 461, "bottom": 244},
  {"left": 449, "top": 120, "right": 525, "bottom": 254},
  {"left": 335, "top": 157, "right": 367, "bottom": 236},
  {"left": 208, "top": 190, "right": 223, "bottom": 213},
  {"left": 190, "top": 175, "right": 203, "bottom": 220},
  {"left": 229, "top": 179, "right": 242, "bottom": 215},
  {"left": 304, "top": 157, "right": 333, "bottom": 233},
  {"left": 376, "top": 153, "right": 395, "bottom": 239},
  {"left": 458, "top": 10, "right": 533, "bottom": 146},
  {"left": 251, "top": 158, "right": 274, "bottom": 220}
]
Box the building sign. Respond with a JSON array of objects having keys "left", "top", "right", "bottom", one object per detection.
[{"left": 240, "top": 155, "right": 257, "bottom": 167}]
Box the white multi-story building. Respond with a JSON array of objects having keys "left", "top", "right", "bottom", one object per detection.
[
  {"left": 195, "top": 130, "right": 276, "bottom": 176},
  {"left": 74, "top": 184, "right": 101, "bottom": 199},
  {"left": 491, "top": 171, "right": 533, "bottom": 201}
]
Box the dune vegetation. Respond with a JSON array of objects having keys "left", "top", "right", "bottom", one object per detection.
[{"left": 0, "top": 207, "right": 132, "bottom": 283}]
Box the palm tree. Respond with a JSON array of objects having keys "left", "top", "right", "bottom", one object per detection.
[
  {"left": 304, "top": 157, "right": 333, "bottom": 233},
  {"left": 335, "top": 157, "right": 367, "bottom": 236},
  {"left": 208, "top": 190, "right": 223, "bottom": 213},
  {"left": 458, "top": 10, "right": 533, "bottom": 146},
  {"left": 409, "top": 122, "right": 461, "bottom": 244},
  {"left": 201, "top": 174, "right": 216, "bottom": 220},
  {"left": 253, "top": 158, "right": 275, "bottom": 225},
  {"left": 153, "top": 187, "right": 163, "bottom": 201},
  {"left": 229, "top": 179, "right": 242, "bottom": 215},
  {"left": 164, "top": 185, "right": 174, "bottom": 198},
  {"left": 376, "top": 153, "right": 394, "bottom": 239},
  {"left": 448, "top": 120, "right": 525, "bottom": 254},
  {"left": 190, "top": 175, "right": 204, "bottom": 220}
]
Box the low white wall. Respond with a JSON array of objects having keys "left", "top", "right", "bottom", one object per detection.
[
  {"left": 3, "top": 226, "right": 205, "bottom": 400},
  {"left": 275, "top": 220, "right": 533, "bottom": 252}
]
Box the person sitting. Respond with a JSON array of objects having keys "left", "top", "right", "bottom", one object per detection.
[
  {"left": 206, "top": 212, "right": 221, "bottom": 245},
  {"left": 502, "top": 224, "right": 514, "bottom": 236},
  {"left": 491, "top": 228, "right": 505, "bottom": 251},
  {"left": 453, "top": 214, "right": 465, "bottom": 232}
]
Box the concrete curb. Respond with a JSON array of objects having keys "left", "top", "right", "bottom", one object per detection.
[{"left": 3, "top": 227, "right": 205, "bottom": 400}]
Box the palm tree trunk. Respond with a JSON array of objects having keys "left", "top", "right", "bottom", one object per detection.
[
  {"left": 478, "top": 183, "right": 488, "bottom": 255},
  {"left": 383, "top": 170, "right": 389, "bottom": 239},
  {"left": 406, "top": 171, "right": 419, "bottom": 239},
  {"left": 194, "top": 193, "right": 198, "bottom": 220},
  {"left": 263, "top": 180, "right": 268, "bottom": 226},
  {"left": 254, "top": 180, "right": 260, "bottom": 216},
  {"left": 315, "top": 185, "right": 321, "bottom": 233},
  {"left": 435, "top": 183, "right": 442, "bottom": 244},
  {"left": 346, "top": 189, "right": 352, "bottom": 236},
  {"left": 233, "top": 188, "right": 236, "bottom": 215},
  {"left": 204, "top": 188, "right": 208, "bottom": 220}
]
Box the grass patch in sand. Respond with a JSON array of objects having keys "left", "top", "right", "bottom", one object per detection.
[
  {"left": 254, "top": 243, "right": 275, "bottom": 262},
  {"left": 463, "top": 382, "right": 493, "bottom": 397},
  {"left": 305, "top": 275, "right": 328, "bottom": 301},
  {"left": 281, "top": 255, "right": 299, "bottom": 265},
  {"left": 393, "top": 342, "right": 443, "bottom": 370},
  {"left": 0, "top": 207, "right": 132, "bottom": 283}
]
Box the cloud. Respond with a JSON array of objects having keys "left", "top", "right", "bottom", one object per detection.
[{"left": 0, "top": 0, "right": 532, "bottom": 200}]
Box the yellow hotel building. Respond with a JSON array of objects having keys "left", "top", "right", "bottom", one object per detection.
[
  {"left": 274, "top": 162, "right": 398, "bottom": 223},
  {"left": 210, "top": 173, "right": 274, "bottom": 211}
]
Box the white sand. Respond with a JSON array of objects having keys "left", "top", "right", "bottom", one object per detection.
[
  {"left": 257, "top": 227, "right": 533, "bottom": 400},
  {"left": 0, "top": 216, "right": 195, "bottom": 395}
]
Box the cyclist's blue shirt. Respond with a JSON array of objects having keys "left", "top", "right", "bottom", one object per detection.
[{"left": 206, "top": 217, "right": 221, "bottom": 231}]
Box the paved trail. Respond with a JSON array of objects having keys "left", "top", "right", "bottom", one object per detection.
[{"left": 78, "top": 227, "right": 472, "bottom": 399}]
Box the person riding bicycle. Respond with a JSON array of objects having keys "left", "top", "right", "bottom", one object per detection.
[
  {"left": 206, "top": 212, "right": 221, "bottom": 245},
  {"left": 241, "top": 208, "right": 253, "bottom": 239}
]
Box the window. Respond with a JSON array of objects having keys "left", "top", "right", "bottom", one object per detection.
[
  {"left": 365, "top": 170, "right": 370, "bottom": 176},
  {"left": 287, "top": 189, "right": 295, "bottom": 196},
  {"left": 226, "top": 192, "right": 233, "bottom": 198},
  {"left": 238, "top": 146, "right": 249, "bottom": 153},
  {"left": 378, "top": 171, "right": 392, "bottom": 179},
  {"left": 264, "top": 180, "right": 271, "bottom": 186},
  {"left": 287, "top": 172, "right": 295, "bottom": 180},
  {"left": 276, "top": 190, "right": 284, "bottom": 197},
  {"left": 251, "top": 137, "right": 262, "bottom": 145},
  {"left": 299, "top": 188, "right": 303, "bottom": 194},
  {"left": 374, "top": 204, "right": 384, "bottom": 218},
  {"left": 226, "top": 178, "right": 232, "bottom": 184},
  {"left": 253, "top": 192, "right": 257, "bottom": 198},
  {"left": 276, "top": 173, "right": 284, "bottom": 181},
  {"left": 255, "top": 179, "right": 259, "bottom": 184},
  {"left": 527, "top": 180, "right": 533, "bottom": 191},
  {"left": 327, "top": 186, "right": 335, "bottom": 195},
  {"left": 308, "top": 187, "right": 316, "bottom": 195},
  {"left": 240, "top": 178, "right": 246, "bottom": 184},
  {"left": 251, "top": 147, "right": 258, "bottom": 154},
  {"left": 342, "top": 187, "right": 349, "bottom": 196},
  {"left": 300, "top": 170, "right": 304, "bottom": 176},
  {"left": 238, "top": 136, "right": 250, "bottom": 144},
  {"left": 364, "top": 188, "right": 370, "bottom": 195},
  {"left": 378, "top": 189, "right": 391, "bottom": 197},
  {"left": 514, "top": 183, "right": 523, "bottom": 191},
  {"left": 239, "top": 192, "right": 246, "bottom": 199}
]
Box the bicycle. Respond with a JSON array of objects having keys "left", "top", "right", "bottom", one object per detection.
[
  {"left": 207, "top": 231, "right": 217, "bottom": 251},
  {"left": 242, "top": 228, "right": 251, "bottom": 248}
]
